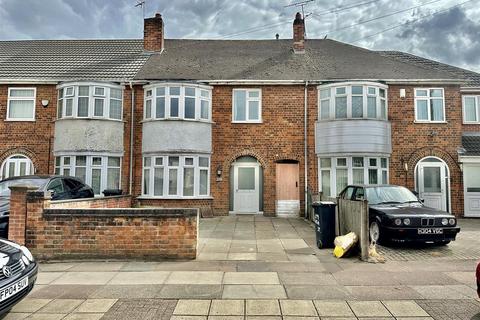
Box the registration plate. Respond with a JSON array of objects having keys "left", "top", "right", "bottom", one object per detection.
[
  {"left": 0, "top": 276, "right": 28, "bottom": 302},
  {"left": 418, "top": 228, "right": 443, "bottom": 234}
]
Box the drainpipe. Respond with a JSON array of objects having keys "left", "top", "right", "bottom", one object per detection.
[
  {"left": 304, "top": 81, "right": 308, "bottom": 218},
  {"left": 128, "top": 81, "right": 135, "bottom": 195}
]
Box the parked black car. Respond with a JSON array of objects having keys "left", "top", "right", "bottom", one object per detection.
[
  {"left": 0, "top": 175, "right": 94, "bottom": 238},
  {"left": 339, "top": 184, "right": 460, "bottom": 245},
  {"left": 0, "top": 238, "right": 37, "bottom": 315}
]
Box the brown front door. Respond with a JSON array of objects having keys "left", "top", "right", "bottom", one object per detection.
[{"left": 276, "top": 163, "right": 300, "bottom": 216}]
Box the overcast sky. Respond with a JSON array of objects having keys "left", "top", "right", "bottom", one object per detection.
[{"left": 0, "top": 0, "right": 479, "bottom": 72}]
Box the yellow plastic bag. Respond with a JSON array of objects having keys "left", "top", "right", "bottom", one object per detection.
[{"left": 333, "top": 232, "right": 358, "bottom": 258}]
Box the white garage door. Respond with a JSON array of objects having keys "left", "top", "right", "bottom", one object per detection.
[{"left": 464, "top": 164, "right": 480, "bottom": 217}]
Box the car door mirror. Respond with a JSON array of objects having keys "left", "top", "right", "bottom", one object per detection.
[{"left": 419, "top": 198, "right": 425, "bottom": 203}]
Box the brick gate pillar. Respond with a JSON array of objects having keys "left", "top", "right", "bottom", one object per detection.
[{"left": 8, "top": 185, "right": 40, "bottom": 245}]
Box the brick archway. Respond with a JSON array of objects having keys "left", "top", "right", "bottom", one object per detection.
[
  {"left": 0, "top": 148, "right": 39, "bottom": 174},
  {"left": 405, "top": 146, "right": 459, "bottom": 174},
  {"left": 224, "top": 150, "right": 268, "bottom": 172}
]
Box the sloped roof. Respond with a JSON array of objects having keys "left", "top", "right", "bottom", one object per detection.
[
  {"left": 462, "top": 133, "right": 480, "bottom": 156},
  {"left": 134, "top": 39, "right": 465, "bottom": 82},
  {"left": 379, "top": 51, "right": 480, "bottom": 88},
  {"left": 0, "top": 39, "right": 150, "bottom": 82}
]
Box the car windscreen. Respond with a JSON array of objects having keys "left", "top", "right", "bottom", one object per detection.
[
  {"left": 0, "top": 179, "right": 47, "bottom": 196},
  {"left": 366, "top": 186, "right": 419, "bottom": 205}
]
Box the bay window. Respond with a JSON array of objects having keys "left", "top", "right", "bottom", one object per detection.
[
  {"left": 144, "top": 83, "right": 212, "bottom": 121},
  {"left": 463, "top": 95, "right": 480, "bottom": 123},
  {"left": 55, "top": 155, "right": 121, "bottom": 195},
  {"left": 7, "top": 88, "right": 36, "bottom": 121},
  {"left": 142, "top": 155, "right": 210, "bottom": 198},
  {"left": 319, "top": 156, "right": 389, "bottom": 196},
  {"left": 233, "top": 89, "right": 262, "bottom": 123},
  {"left": 57, "top": 83, "right": 123, "bottom": 120},
  {"left": 414, "top": 88, "right": 445, "bottom": 122},
  {"left": 318, "top": 83, "right": 387, "bottom": 120}
]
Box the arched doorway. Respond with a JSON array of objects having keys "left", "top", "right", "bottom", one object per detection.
[
  {"left": 230, "top": 156, "right": 263, "bottom": 214},
  {"left": 415, "top": 156, "right": 450, "bottom": 212},
  {"left": 1, "top": 155, "right": 34, "bottom": 180}
]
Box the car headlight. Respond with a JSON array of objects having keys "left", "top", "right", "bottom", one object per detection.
[
  {"left": 394, "top": 218, "right": 402, "bottom": 226},
  {"left": 21, "top": 255, "right": 30, "bottom": 266},
  {"left": 441, "top": 218, "right": 448, "bottom": 226},
  {"left": 403, "top": 218, "right": 411, "bottom": 226},
  {"left": 449, "top": 218, "right": 456, "bottom": 226},
  {"left": 20, "top": 246, "right": 34, "bottom": 262}
]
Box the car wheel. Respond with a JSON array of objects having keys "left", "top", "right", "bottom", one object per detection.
[{"left": 370, "top": 221, "right": 382, "bottom": 244}]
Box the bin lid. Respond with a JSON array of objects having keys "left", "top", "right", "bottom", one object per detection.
[{"left": 315, "top": 201, "right": 336, "bottom": 205}]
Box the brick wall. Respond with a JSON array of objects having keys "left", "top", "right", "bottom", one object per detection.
[
  {"left": 388, "top": 85, "right": 464, "bottom": 215},
  {"left": 47, "top": 195, "right": 132, "bottom": 209},
  {"left": 9, "top": 189, "right": 198, "bottom": 260}
]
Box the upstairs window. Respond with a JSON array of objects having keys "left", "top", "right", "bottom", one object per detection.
[
  {"left": 463, "top": 95, "right": 480, "bottom": 124},
  {"left": 7, "top": 88, "right": 36, "bottom": 121},
  {"left": 57, "top": 83, "right": 123, "bottom": 121},
  {"left": 415, "top": 88, "right": 445, "bottom": 122},
  {"left": 233, "top": 89, "right": 262, "bottom": 123},
  {"left": 318, "top": 83, "right": 387, "bottom": 121},
  {"left": 144, "top": 84, "right": 212, "bottom": 121}
]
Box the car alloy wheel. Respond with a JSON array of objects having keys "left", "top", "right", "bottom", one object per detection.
[{"left": 370, "top": 221, "right": 381, "bottom": 243}]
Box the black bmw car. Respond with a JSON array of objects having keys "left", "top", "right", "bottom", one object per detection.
[
  {"left": 0, "top": 175, "right": 94, "bottom": 238},
  {"left": 0, "top": 238, "right": 37, "bottom": 315},
  {"left": 339, "top": 184, "right": 460, "bottom": 245}
]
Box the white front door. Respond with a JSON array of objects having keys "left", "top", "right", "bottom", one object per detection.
[
  {"left": 418, "top": 162, "right": 447, "bottom": 211},
  {"left": 1, "top": 155, "right": 34, "bottom": 180},
  {"left": 233, "top": 164, "right": 260, "bottom": 213},
  {"left": 464, "top": 164, "right": 480, "bottom": 217}
]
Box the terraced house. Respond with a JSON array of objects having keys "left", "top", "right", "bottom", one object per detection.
[{"left": 0, "top": 13, "right": 479, "bottom": 218}]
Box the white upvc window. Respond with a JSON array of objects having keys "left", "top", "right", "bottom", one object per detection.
[
  {"left": 57, "top": 82, "right": 123, "bottom": 121},
  {"left": 318, "top": 82, "right": 388, "bottom": 121},
  {"left": 318, "top": 156, "right": 389, "bottom": 197},
  {"left": 414, "top": 88, "right": 445, "bottom": 122},
  {"left": 143, "top": 83, "right": 212, "bottom": 121},
  {"left": 7, "top": 88, "right": 36, "bottom": 121},
  {"left": 463, "top": 95, "right": 480, "bottom": 124},
  {"left": 232, "top": 89, "right": 262, "bottom": 123},
  {"left": 55, "top": 154, "right": 121, "bottom": 196},
  {"left": 142, "top": 155, "right": 210, "bottom": 198}
]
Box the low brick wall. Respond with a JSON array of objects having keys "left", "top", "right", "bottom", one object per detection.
[{"left": 9, "top": 187, "right": 198, "bottom": 260}]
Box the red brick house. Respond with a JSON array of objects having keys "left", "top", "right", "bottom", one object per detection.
[{"left": 0, "top": 13, "right": 479, "bottom": 218}]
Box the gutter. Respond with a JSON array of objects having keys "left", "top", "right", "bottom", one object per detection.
[
  {"left": 128, "top": 81, "right": 135, "bottom": 195},
  {"left": 460, "top": 87, "right": 480, "bottom": 92},
  {"left": 304, "top": 81, "right": 308, "bottom": 219}
]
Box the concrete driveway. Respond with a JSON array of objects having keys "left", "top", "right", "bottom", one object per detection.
[{"left": 5, "top": 216, "right": 480, "bottom": 319}]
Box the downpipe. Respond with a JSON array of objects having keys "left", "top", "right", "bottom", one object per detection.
[
  {"left": 129, "top": 81, "right": 135, "bottom": 195},
  {"left": 304, "top": 81, "right": 308, "bottom": 219}
]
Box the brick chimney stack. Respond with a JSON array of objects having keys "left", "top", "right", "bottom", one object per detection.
[
  {"left": 144, "top": 13, "right": 164, "bottom": 52},
  {"left": 293, "top": 12, "right": 305, "bottom": 54}
]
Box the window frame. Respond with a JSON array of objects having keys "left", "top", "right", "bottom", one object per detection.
[
  {"left": 317, "top": 82, "right": 388, "bottom": 121},
  {"left": 143, "top": 83, "right": 212, "bottom": 122},
  {"left": 141, "top": 154, "right": 211, "bottom": 199},
  {"left": 318, "top": 155, "right": 389, "bottom": 197},
  {"left": 54, "top": 154, "right": 122, "bottom": 196},
  {"left": 232, "top": 88, "right": 262, "bottom": 123},
  {"left": 6, "top": 87, "right": 36, "bottom": 121},
  {"left": 414, "top": 88, "right": 446, "bottom": 123},
  {"left": 56, "top": 82, "right": 123, "bottom": 121},
  {"left": 462, "top": 95, "right": 480, "bottom": 124}
]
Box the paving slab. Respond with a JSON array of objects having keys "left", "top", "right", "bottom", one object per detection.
[
  {"left": 39, "top": 263, "right": 75, "bottom": 272},
  {"left": 209, "top": 300, "right": 244, "bottom": 315},
  {"left": 285, "top": 285, "right": 351, "bottom": 300},
  {"left": 11, "top": 299, "right": 52, "bottom": 313},
  {"left": 166, "top": 272, "right": 224, "bottom": 284},
  {"left": 69, "top": 262, "right": 125, "bottom": 272},
  {"left": 89, "top": 285, "right": 160, "bottom": 299},
  {"left": 246, "top": 300, "right": 281, "bottom": 316},
  {"left": 170, "top": 316, "right": 207, "bottom": 320},
  {"left": 345, "top": 285, "right": 423, "bottom": 300},
  {"left": 74, "top": 299, "right": 117, "bottom": 313},
  {"left": 222, "top": 285, "right": 287, "bottom": 299},
  {"left": 25, "top": 313, "right": 66, "bottom": 320},
  {"left": 208, "top": 316, "right": 244, "bottom": 320},
  {"left": 37, "top": 299, "right": 84, "bottom": 313},
  {"left": 157, "top": 285, "right": 223, "bottom": 299},
  {"left": 333, "top": 271, "right": 401, "bottom": 286},
  {"left": 2, "top": 313, "right": 31, "bottom": 320},
  {"left": 223, "top": 272, "right": 280, "bottom": 285},
  {"left": 36, "top": 272, "right": 65, "bottom": 285},
  {"left": 108, "top": 271, "right": 170, "bottom": 285},
  {"left": 28, "top": 285, "right": 101, "bottom": 299},
  {"left": 227, "top": 253, "right": 258, "bottom": 260},
  {"left": 279, "top": 272, "right": 337, "bottom": 286},
  {"left": 52, "top": 272, "right": 116, "bottom": 285},
  {"left": 347, "top": 301, "right": 392, "bottom": 317},
  {"left": 245, "top": 317, "right": 282, "bottom": 320},
  {"left": 410, "top": 285, "right": 472, "bottom": 299},
  {"left": 313, "top": 301, "right": 355, "bottom": 317},
  {"left": 280, "top": 300, "right": 318, "bottom": 316},
  {"left": 101, "top": 298, "right": 177, "bottom": 320},
  {"left": 382, "top": 300, "right": 430, "bottom": 317},
  {"left": 282, "top": 317, "right": 319, "bottom": 320},
  {"left": 63, "top": 314, "right": 105, "bottom": 320},
  {"left": 174, "top": 300, "right": 212, "bottom": 315}
]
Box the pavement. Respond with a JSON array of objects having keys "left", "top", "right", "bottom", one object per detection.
[{"left": 4, "top": 216, "right": 480, "bottom": 320}]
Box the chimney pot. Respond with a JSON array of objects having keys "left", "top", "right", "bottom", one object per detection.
[
  {"left": 275, "top": 33, "right": 279, "bottom": 40},
  {"left": 292, "top": 12, "right": 305, "bottom": 53},
  {"left": 144, "top": 13, "right": 164, "bottom": 52}
]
